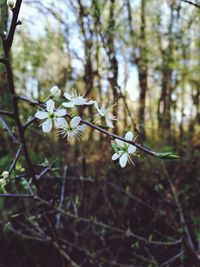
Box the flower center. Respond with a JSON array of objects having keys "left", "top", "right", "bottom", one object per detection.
[{"left": 49, "top": 113, "right": 55, "bottom": 119}]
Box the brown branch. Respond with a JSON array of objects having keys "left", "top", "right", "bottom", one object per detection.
[
  {"left": 3, "top": 0, "right": 23, "bottom": 57},
  {"left": 18, "top": 95, "right": 162, "bottom": 158},
  {"left": 181, "top": 0, "right": 200, "bottom": 8},
  {"left": 79, "top": 117, "right": 158, "bottom": 157},
  {"left": 0, "top": 59, "right": 35, "bottom": 178},
  {"left": 0, "top": 0, "right": 40, "bottom": 192}
]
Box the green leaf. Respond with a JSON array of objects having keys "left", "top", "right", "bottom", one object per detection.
[
  {"left": 111, "top": 141, "right": 118, "bottom": 153},
  {"left": 155, "top": 152, "right": 180, "bottom": 159}
]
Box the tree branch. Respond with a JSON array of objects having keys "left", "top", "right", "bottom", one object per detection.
[
  {"left": 0, "top": 193, "right": 35, "bottom": 198},
  {"left": 3, "top": 0, "right": 23, "bottom": 57},
  {"left": 0, "top": 109, "right": 14, "bottom": 117},
  {"left": 181, "top": 0, "right": 200, "bottom": 8},
  {"left": 18, "top": 95, "right": 160, "bottom": 158}
]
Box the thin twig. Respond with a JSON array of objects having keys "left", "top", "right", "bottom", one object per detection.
[
  {"left": 160, "top": 251, "right": 184, "bottom": 266},
  {"left": 56, "top": 165, "right": 68, "bottom": 229},
  {"left": 9, "top": 144, "right": 23, "bottom": 174},
  {"left": 0, "top": 115, "right": 19, "bottom": 143},
  {"left": 35, "top": 164, "right": 52, "bottom": 180},
  {"left": 52, "top": 241, "right": 79, "bottom": 267},
  {"left": 0, "top": 193, "right": 35, "bottom": 198},
  {"left": 181, "top": 0, "right": 200, "bottom": 8},
  {"left": 162, "top": 162, "right": 194, "bottom": 249},
  {"left": 36, "top": 196, "right": 182, "bottom": 246},
  {"left": 23, "top": 116, "right": 37, "bottom": 130},
  {"left": 0, "top": 110, "right": 14, "bottom": 117}
]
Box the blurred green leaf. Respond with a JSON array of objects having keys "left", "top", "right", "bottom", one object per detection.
[{"left": 155, "top": 152, "right": 180, "bottom": 159}]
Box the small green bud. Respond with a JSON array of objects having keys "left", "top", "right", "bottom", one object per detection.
[
  {"left": 155, "top": 152, "right": 179, "bottom": 159},
  {"left": 7, "top": 0, "right": 15, "bottom": 9},
  {"left": 50, "top": 86, "right": 61, "bottom": 97}
]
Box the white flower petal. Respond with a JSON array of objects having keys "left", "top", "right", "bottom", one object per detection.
[
  {"left": 46, "top": 99, "right": 55, "bottom": 113},
  {"left": 106, "top": 118, "right": 114, "bottom": 128},
  {"left": 125, "top": 131, "right": 133, "bottom": 141},
  {"left": 68, "top": 130, "right": 77, "bottom": 138},
  {"left": 62, "top": 102, "right": 74, "bottom": 108},
  {"left": 108, "top": 114, "right": 117, "bottom": 120},
  {"left": 35, "top": 111, "right": 48, "bottom": 120},
  {"left": 54, "top": 118, "right": 67, "bottom": 129},
  {"left": 74, "top": 96, "right": 85, "bottom": 105},
  {"left": 128, "top": 145, "right": 137, "bottom": 154},
  {"left": 115, "top": 139, "right": 124, "bottom": 147},
  {"left": 55, "top": 109, "right": 66, "bottom": 117},
  {"left": 70, "top": 116, "right": 81, "bottom": 128},
  {"left": 93, "top": 101, "right": 99, "bottom": 109},
  {"left": 50, "top": 86, "right": 61, "bottom": 97},
  {"left": 98, "top": 109, "right": 105, "bottom": 117},
  {"left": 112, "top": 153, "right": 120, "bottom": 161},
  {"left": 42, "top": 119, "right": 52, "bottom": 132},
  {"left": 119, "top": 153, "right": 128, "bottom": 168},
  {"left": 64, "top": 92, "right": 72, "bottom": 100},
  {"left": 77, "top": 125, "right": 87, "bottom": 132}
]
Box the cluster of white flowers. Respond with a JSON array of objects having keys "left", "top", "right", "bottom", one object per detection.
[
  {"left": 34, "top": 86, "right": 137, "bottom": 168},
  {"left": 111, "top": 132, "right": 137, "bottom": 168}
]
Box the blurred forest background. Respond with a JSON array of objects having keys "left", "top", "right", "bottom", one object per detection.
[{"left": 0, "top": 0, "right": 200, "bottom": 266}]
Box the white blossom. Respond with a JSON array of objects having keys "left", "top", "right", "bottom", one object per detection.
[
  {"left": 62, "top": 90, "right": 94, "bottom": 108},
  {"left": 2, "top": 171, "right": 9, "bottom": 179},
  {"left": 50, "top": 85, "right": 61, "bottom": 97},
  {"left": 112, "top": 131, "right": 137, "bottom": 168},
  {"left": 94, "top": 101, "right": 116, "bottom": 128},
  {"left": 35, "top": 99, "right": 67, "bottom": 133},
  {"left": 0, "top": 171, "right": 9, "bottom": 189},
  {"left": 58, "top": 116, "right": 87, "bottom": 140}
]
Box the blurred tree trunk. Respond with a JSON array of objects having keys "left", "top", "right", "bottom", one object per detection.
[
  {"left": 0, "top": 0, "right": 10, "bottom": 109},
  {"left": 126, "top": 0, "right": 148, "bottom": 140},
  {"left": 158, "top": 65, "right": 173, "bottom": 136},
  {"left": 189, "top": 82, "right": 200, "bottom": 133},
  {"left": 157, "top": 1, "right": 181, "bottom": 140},
  {"left": 138, "top": 0, "right": 148, "bottom": 140},
  {"left": 77, "top": 0, "right": 94, "bottom": 96},
  {"left": 106, "top": 0, "right": 119, "bottom": 134},
  {"left": 157, "top": 3, "right": 174, "bottom": 139},
  {"left": 92, "top": 0, "right": 120, "bottom": 133}
]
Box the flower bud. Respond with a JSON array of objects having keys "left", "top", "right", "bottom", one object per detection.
[
  {"left": 50, "top": 86, "right": 61, "bottom": 97},
  {"left": 7, "top": 0, "right": 15, "bottom": 9},
  {"left": 2, "top": 171, "right": 9, "bottom": 179}
]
